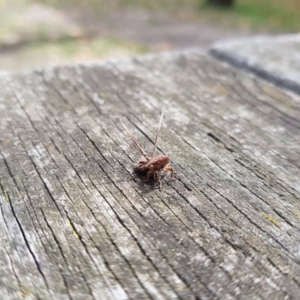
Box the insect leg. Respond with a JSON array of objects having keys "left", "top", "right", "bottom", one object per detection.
[
  {"left": 146, "top": 165, "right": 155, "bottom": 181},
  {"left": 157, "top": 169, "right": 163, "bottom": 190},
  {"left": 164, "top": 165, "right": 174, "bottom": 179}
]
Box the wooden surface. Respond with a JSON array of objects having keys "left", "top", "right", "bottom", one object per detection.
[
  {"left": 1, "top": 49, "right": 300, "bottom": 299},
  {"left": 211, "top": 34, "right": 300, "bottom": 94}
]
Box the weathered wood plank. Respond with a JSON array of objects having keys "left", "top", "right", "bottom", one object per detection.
[
  {"left": 0, "top": 50, "right": 300, "bottom": 299},
  {"left": 210, "top": 34, "right": 300, "bottom": 94}
]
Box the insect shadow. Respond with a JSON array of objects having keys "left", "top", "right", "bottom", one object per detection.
[{"left": 122, "top": 108, "right": 175, "bottom": 190}]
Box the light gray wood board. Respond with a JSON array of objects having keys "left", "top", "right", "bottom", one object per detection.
[
  {"left": 0, "top": 51, "right": 300, "bottom": 299},
  {"left": 210, "top": 34, "right": 300, "bottom": 94}
]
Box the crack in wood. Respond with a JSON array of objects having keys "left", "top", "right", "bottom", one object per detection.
[{"left": 1, "top": 51, "right": 300, "bottom": 298}]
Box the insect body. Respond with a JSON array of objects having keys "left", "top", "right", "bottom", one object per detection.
[{"left": 122, "top": 109, "right": 174, "bottom": 189}]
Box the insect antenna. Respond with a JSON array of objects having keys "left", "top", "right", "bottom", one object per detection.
[
  {"left": 152, "top": 107, "right": 165, "bottom": 157},
  {"left": 121, "top": 122, "right": 150, "bottom": 160}
]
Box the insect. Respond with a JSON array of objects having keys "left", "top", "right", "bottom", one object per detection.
[{"left": 122, "top": 109, "right": 174, "bottom": 189}]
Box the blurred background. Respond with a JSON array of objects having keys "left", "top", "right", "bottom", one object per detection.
[{"left": 0, "top": 0, "right": 299, "bottom": 71}]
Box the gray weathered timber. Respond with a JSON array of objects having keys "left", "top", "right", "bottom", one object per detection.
[
  {"left": 210, "top": 34, "right": 300, "bottom": 94},
  {"left": 1, "top": 50, "right": 300, "bottom": 300}
]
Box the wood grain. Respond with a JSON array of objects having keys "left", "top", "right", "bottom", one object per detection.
[
  {"left": 0, "top": 51, "right": 300, "bottom": 299},
  {"left": 210, "top": 34, "right": 300, "bottom": 94}
]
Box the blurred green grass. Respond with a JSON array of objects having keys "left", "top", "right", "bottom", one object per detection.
[
  {"left": 0, "top": 0, "right": 299, "bottom": 31},
  {"left": 206, "top": 0, "right": 300, "bottom": 31},
  {"left": 32, "top": 0, "right": 300, "bottom": 31}
]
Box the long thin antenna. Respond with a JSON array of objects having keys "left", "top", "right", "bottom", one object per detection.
[
  {"left": 152, "top": 107, "right": 165, "bottom": 157},
  {"left": 121, "top": 122, "right": 149, "bottom": 160}
]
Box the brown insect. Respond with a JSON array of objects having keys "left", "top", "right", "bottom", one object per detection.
[{"left": 122, "top": 109, "right": 174, "bottom": 189}]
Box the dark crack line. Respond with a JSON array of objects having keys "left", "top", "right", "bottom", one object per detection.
[
  {"left": 179, "top": 125, "right": 300, "bottom": 227},
  {"left": 209, "top": 154, "right": 300, "bottom": 239},
  {"left": 211, "top": 152, "right": 299, "bottom": 232},
  {"left": 27, "top": 102, "right": 149, "bottom": 298},
  {"left": 204, "top": 53, "right": 300, "bottom": 131},
  {"left": 209, "top": 49, "right": 300, "bottom": 96},
  {"left": 0, "top": 196, "right": 24, "bottom": 295},
  {"left": 172, "top": 161, "right": 300, "bottom": 290},
  {"left": 189, "top": 60, "right": 300, "bottom": 161},
  {"left": 180, "top": 135, "right": 300, "bottom": 259},
  {"left": 108, "top": 60, "right": 300, "bottom": 246},
  {"left": 8, "top": 124, "right": 99, "bottom": 297},
  {"left": 117, "top": 55, "right": 300, "bottom": 200},
  {"left": 206, "top": 58, "right": 300, "bottom": 144},
  {"left": 22, "top": 76, "right": 162, "bottom": 299},
  {"left": 233, "top": 159, "right": 300, "bottom": 230},
  {"left": 128, "top": 117, "right": 300, "bottom": 291},
  {"left": 12, "top": 174, "right": 72, "bottom": 297},
  {"left": 76, "top": 123, "right": 193, "bottom": 299},
  {"left": 43, "top": 169, "right": 114, "bottom": 298},
  {"left": 93, "top": 119, "right": 214, "bottom": 298},
  {"left": 84, "top": 65, "right": 271, "bottom": 296},
  {"left": 176, "top": 54, "right": 300, "bottom": 157},
  {"left": 0, "top": 178, "right": 50, "bottom": 290},
  {"left": 89, "top": 177, "right": 210, "bottom": 299},
  {"left": 1, "top": 118, "right": 74, "bottom": 298},
  {"left": 68, "top": 110, "right": 213, "bottom": 297},
  {"left": 40, "top": 209, "right": 74, "bottom": 300},
  {"left": 1, "top": 149, "right": 54, "bottom": 294},
  {"left": 207, "top": 184, "right": 300, "bottom": 287},
  {"left": 63, "top": 213, "right": 97, "bottom": 300},
  {"left": 111, "top": 58, "right": 300, "bottom": 251},
  {"left": 98, "top": 159, "right": 199, "bottom": 298},
  {"left": 87, "top": 116, "right": 231, "bottom": 298},
  {"left": 65, "top": 210, "right": 132, "bottom": 300},
  {"left": 98, "top": 68, "right": 300, "bottom": 292},
  {"left": 31, "top": 59, "right": 300, "bottom": 298}
]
